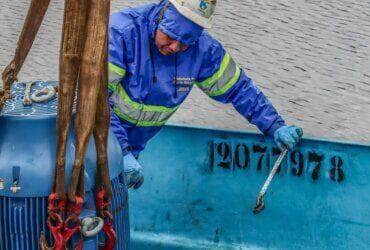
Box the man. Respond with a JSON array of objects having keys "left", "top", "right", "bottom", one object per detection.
[{"left": 108, "top": 0, "right": 303, "bottom": 189}]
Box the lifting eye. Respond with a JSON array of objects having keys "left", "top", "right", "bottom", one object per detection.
[{"left": 30, "top": 86, "right": 56, "bottom": 103}]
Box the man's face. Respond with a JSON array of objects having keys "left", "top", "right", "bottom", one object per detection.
[{"left": 155, "top": 29, "right": 189, "bottom": 56}]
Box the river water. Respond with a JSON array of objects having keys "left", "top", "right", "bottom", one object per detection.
[{"left": 0, "top": 0, "right": 369, "bottom": 143}]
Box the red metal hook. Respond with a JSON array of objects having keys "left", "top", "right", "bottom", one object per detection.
[
  {"left": 40, "top": 193, "right": 66, "bottom": 250},
  {"left": 64, "top": 196, "right": 84, "bottom": 249},
  {"left": 46, "top": 212, "right": 65, "bottom": 250},
  {"left": 41, "top": 194, "right": 84, "bottom": 249},
  {"left": 100, "top": 218, "right": 116, "bottom": 250},
  {"left": 96, "top": 189, "right": 116, "bottom": 250},
  {"left": 96, "top": 189, "right": 110, "bottom": 210}
]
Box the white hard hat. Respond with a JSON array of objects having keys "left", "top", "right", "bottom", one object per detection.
[{"left": 168, "top": 0, "right": 217, "bottom": 29}]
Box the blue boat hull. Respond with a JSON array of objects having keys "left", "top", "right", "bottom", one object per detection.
[{"left": 130, "top": 124, "right": 370, "bottom": 249}]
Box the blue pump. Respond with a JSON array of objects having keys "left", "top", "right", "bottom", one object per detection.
[{"left": 0, "top": 81, "right": 130, "bottom": 250}]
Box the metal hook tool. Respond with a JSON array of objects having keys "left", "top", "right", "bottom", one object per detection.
[{"left": 253, "top": 148, "right": 288, "bottom": 214}]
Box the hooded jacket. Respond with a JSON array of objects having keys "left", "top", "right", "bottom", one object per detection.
[{"left": 108, "top": 1, "right": 285, "bottom": 157}]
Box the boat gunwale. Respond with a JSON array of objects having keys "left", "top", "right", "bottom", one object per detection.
[{"left": 166, "top": 122, "right": 370, "bottom": 148}]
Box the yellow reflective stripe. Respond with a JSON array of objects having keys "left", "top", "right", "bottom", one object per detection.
[
  {"left": 115, "top": 84, "right": 178, "bottom": 113},
  {"left": 108, "top": 82, "right": 117, "bottom": 91},
  {"left": 111, "top": 84, "right": 179, "bottom": 126},
  {"left": 208, "top": 67, "right": 241, "bottom": 97},
  {"left": 113, "top": 107, "right": 168, "bottom": 127},
  {"left": 196, "top": 52, "right": 241, "bottom": 97},
  {"left": 108, "top": 63, "right": 179, "bottom": 126},
  {"left": 109, "top": 62, "right": 126, "bottom": 76},
  {"left": 197, "top": 53, "right": 231, "bottom": 89},
  {"left": 108, "top": 62, "right": 126, "bottom": 92}
]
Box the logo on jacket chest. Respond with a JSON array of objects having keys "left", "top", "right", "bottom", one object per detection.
[{"left": 174, "top": 77, "right": 196, "bottom": 93}]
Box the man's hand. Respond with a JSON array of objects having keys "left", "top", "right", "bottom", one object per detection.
[
  {"left": 123, "top": 153, "right": 144, "bottom": 189},
  {"left": 273, "top": 125, "right": 303, "bottom": 150}
]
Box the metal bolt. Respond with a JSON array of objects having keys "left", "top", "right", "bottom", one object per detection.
[{"left": 10, "top": 185, "right": 21, "bottom": 194}]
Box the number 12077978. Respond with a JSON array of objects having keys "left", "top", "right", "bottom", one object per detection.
[{"left": 210, "top": 141, "right": 345, "bottom": 183}]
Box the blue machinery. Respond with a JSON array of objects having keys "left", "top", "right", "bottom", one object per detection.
[
  {"left": 0, "top": 82, "right": 129, "bottom": 249},
  {"left": 0, "top": 82, "right": 369, "bottom": 249}
]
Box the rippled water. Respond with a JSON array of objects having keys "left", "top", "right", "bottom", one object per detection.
[{"left": 0, "top": 0, "right": 369, "bottom": 143}]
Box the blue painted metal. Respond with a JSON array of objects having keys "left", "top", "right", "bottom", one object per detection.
[
  {"left": 0, "top": 178, "right": 129, "bottom": 250},
  {"left": 0, "top": 82, "right": 129, "bottom": 250},
  {"left": 131, "top": 124, "right": 370, "bottom": 249},
  {"left": 0, "top": 81, "right": 122, "bottom": 197},
  {"left": 2, "top": 81, "right": 368, "bottom": 249}
]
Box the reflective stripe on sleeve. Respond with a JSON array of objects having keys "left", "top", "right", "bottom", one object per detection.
[{"left": 196, "top": 52, "right": 241, "bottom": 97}]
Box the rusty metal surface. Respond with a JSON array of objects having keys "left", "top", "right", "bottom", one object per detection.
[{"left": 1, "top": 0, "right": 369, "bottom": 143}]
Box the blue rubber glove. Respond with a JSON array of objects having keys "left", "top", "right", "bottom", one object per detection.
[
  {"left": 123, "top": 153, "right": 144, "bottom": 189},
  {"left": 273, "top": 125, "right": 303, "bottom": 150}
]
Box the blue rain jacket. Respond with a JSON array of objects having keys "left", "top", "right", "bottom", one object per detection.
[{"left": 108, "top": 1, "right": 285, "bottom": 157}]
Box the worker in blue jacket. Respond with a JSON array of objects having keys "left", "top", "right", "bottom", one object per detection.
[{"left": 108, "top": 0, "right": 303, "bottom": 189}]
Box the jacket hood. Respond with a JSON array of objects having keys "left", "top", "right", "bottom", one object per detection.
[{"left": 149, "top": 0, "right": 204, "bottom": 45}]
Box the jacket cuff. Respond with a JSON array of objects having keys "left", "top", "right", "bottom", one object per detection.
[{"left": 264, "top": 120, "right": 286, "bottom": 137}]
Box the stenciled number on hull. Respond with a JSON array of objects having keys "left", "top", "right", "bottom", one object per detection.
[
  {"left": 253, "top": 144, "right": 267, "bottom": 171},
  {"left": 329, "top": 156, "right": 345, "bottom": 182},
  {"left": 308, "top": 151, "right": 324, "bottom": 180},
  {"left": 210, "top": 141, "right": 346, "bottom": 183},
  {"left": 291, "top": 151, "right": 304, "bottom": 177},
  {"left": 234, "top": 144, "right": 250, "bottom": 169}
]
